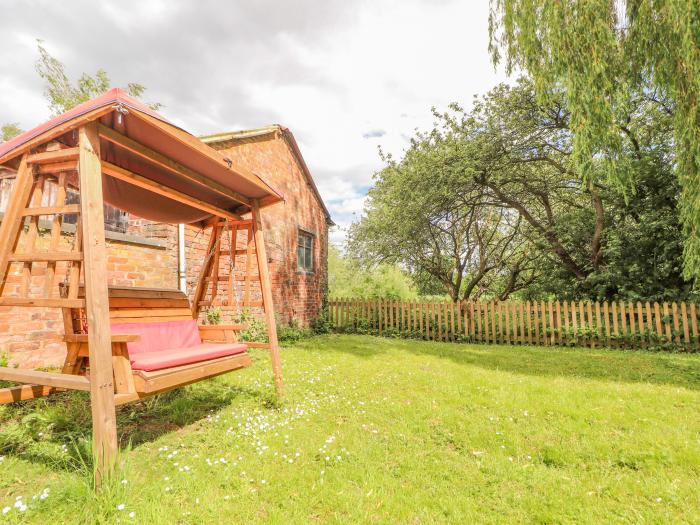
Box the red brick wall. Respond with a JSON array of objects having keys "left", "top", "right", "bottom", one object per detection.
[{"left": 195, "top": 132, "right": 329, "bottom": 327}]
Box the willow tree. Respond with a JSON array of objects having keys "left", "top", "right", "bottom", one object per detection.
[{"left": 488, "top": 0, "right": 700, "bottom": 279}]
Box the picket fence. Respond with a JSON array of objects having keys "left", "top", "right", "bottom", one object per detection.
[{"left": 328, "top": 299, "right": 700, "bottom": 350}]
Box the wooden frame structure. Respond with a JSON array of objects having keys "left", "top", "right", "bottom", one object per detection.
[{"left": 0, "top": 89, "right": 285, "bottom": 483}]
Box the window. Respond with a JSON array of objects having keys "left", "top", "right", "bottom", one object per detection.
[
  {"left": 297, "top": 229, "right": 314, "bottom": 271},
  {"left": 64, "top": 188, "right": 130, "bottom": 233},
  {"left": 0, "top": 177, "right": 130, "bottom": 234}
]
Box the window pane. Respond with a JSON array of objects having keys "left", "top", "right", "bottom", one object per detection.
[
  {"left": 298, "top": 245, "right": 305, "bottom": 268},
  {"left": 305, "top": 246, "right": 312, "bottom": 269}
]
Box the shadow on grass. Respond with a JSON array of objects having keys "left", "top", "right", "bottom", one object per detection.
[
  {"left": 0, "top": 377, "right": 271, "bottom": 474},
  {"left": 306, "top": 334, "right": 700, "bottom": 391}
]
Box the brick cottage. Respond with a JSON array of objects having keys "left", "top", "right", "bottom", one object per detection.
[{"left": 0, "top": 125, "right": 332, "bottom": 367}]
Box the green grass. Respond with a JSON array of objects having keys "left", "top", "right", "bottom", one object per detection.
[{"left": 1, "top": 335, "right": 699, "bottom": 524}]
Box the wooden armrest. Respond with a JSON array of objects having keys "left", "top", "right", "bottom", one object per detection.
[
  {"left": 198, "top": 324, "right": 247, "bottom": 331},
  {"left": 64, "top": 333, "right": 141, "bottom": 343}
]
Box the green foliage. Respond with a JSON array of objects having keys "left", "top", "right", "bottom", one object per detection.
[
  {"left": 35, "top": 40, "right": 161, "bottom": 115},
  {"left": 328, "top": 246, "right": 417, "bottom": 299},
  {"left": 310, "top": 305, "right": 333, "bottom": 334},
  {"left": 234, "top": 308, "right": 268, "bottom": 343},
  {"left": 352, "top": 77, "right": 693, "bottom": 302},
  {"left": 277, "top": 319, "right": 312, "bottom": 345},
  {"left": 0, "top": 122, "right": 22, "bottom": 142},
  {"left": 204, "top": 307, "right": 222, "bottom": 325},
  {"left": 488, "top": 0, "right": 700, "bottom": 282}
]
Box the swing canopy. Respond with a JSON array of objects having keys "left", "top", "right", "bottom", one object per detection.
[{"left": 0, "top": 88, "right": 283, "bottom": 223}]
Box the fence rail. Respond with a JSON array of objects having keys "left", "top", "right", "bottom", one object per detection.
[{"left": 328, "top": 299, "right": 700, "bottom": 350}]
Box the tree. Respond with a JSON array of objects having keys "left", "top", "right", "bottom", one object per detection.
[
  {"left": 439, "top": 79, "right": 690, "bottom": 301},
  {"left": 488, "top": 0, "right": 700, "bottom": 281},
  {"left": 328, "top": 246, "right": 418, "bottom": 299},
  {"left": 350, "top": 77, "right": 691, "bottom": 302},
  {"left": 35, "top": 41, "right": 161, "bottom": 116},
  {"left": 0, "top": 123, "right": 22, "bottom": 142},
  {"left": 1, "top": 41, "right": 160, "bottom": 142},
  {"left": 347, "top": 120, "right": 541, "bottom": 302}
]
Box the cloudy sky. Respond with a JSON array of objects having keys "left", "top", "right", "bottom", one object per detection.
[{"left": 0, "top": 0, "right": 508, "bottom": 245}]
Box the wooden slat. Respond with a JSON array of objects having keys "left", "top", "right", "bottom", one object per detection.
[
  {"left": 21, "top": 204, "right": 81, "bottom": 216},
  {"left": 227, "top": 223, "right": 238, "bottom": 306},
  {"left": 663, "top": 302, "right": 672, "bottom": 342},
  {"left": 654, "top": 302, "right": 663, "bottom": 340},
  {"left": 525, "top": 301, "right": 532, "bottom": 344},
  {"left": 644, "top": 301, "right": 653, "bottom": 346},
  {"left": 133, "top": 353, "right": 252, "bottom": 395},
  {"left": 555, "top": 301, "right": 562, "bottom": 345},
  {"left": 549, "top": 302, "right": 555, "bottom": 345},
  {"left": 18, "top": 175, "right": 45, "bottom": 297},
  {"left": 109, "top": 297, "right": 189, "bottom": 308},
  {"left": 0, "top": 297, "right": 85, "bottom": 308},
  {"left": 9, "top": 252, "right": 83, "bottom": 262},
  {"left": 691, "top": 303, "right": 698, "bottom": 347},
  {"left": 64, "top": 333, "right": 139, "bottom": 343},
  {"left": 36, "top": 160, "right": 78, "bottom": 174},
  {"left": 0, "top": 384, "right": 54, "bottom": 405},
  {"left": 98, "top": 124, "right": 251, "bottom": 207},
  {"left": 586, "top": 302, "right": 594, "bottom": 348},
  {"left": 0, "top": 367, "right": 90, "bottom": 391},
  {"left": 45, "top": 172, "right": 67, "bottom": 296},
  {"left": 627, "top": 302, "right": 636, "bottom": 338},
  {"left": 681, "top": 302, "right": 690, "bottom": 345},
  {"left": 595, "top": 302, "right": 602, "bottom": 347},
  {"left": 491, "top": 302, "right": 498, "bottom": 343},
  {"left": 578, "top": 302, "right": 586, "bottom": 347},
  {"left": 27, "top": 147, "right": 79, "bottom": 164},
  {"left": 603, "top": 302, "right": 610, "bottom": 346},
  {"left": 672, "top": 302, "right": 681, "bottom": 344},
  {"left": 563, "top": 301, "right": 570, "bottom": 345},
  {"left": 611, "top": 302, "right": 619, "bottom": 347}
]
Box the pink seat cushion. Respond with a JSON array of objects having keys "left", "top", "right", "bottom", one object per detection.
[
  {"left": 109, "top": 319, "right": 248, "bottom": 372},
  {"left": 111, "top": 320, "right": 202, "bottom": 355},
  {"left": 129, "top": 343, "right": 248, "bottom": 372}
]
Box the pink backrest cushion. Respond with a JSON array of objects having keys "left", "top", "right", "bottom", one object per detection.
[{"left": 110, "top": 319, "right": 202, "bottom": 355}]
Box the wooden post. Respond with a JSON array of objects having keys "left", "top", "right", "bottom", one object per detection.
[
  {"left": 0, "top": 154, "right": 34, "bottom": 295},
  {"left": 251, "top": 200, "right": 283, "bottom": 396},
  {"left": 79, "top": 122, "right": 118, "bottom": 485}
]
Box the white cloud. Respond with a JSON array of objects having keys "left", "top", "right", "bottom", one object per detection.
[{"left": 0, "top": 0, "right": 508, "bottom": 246}]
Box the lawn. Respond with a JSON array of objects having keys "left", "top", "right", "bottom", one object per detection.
[{"left": 1, "top": 335, "right": 699, "bottom": 524}]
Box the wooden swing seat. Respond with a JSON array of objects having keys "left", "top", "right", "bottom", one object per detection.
[{"left": 61, "top": 286, "right": 253, "bottom": 400}]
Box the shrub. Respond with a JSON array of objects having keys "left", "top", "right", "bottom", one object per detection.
[
  {"left": 205, "top": 307, "right": 222, "bottom": 325},
  {"left": 311, "top": 306, "right": 333, "bottom": 334},
  {"left": 277, "top": 319, "right": 312, "bottom": 344},
  {"left": 233, "top": 308, "right": 268, "bottom": 343}
]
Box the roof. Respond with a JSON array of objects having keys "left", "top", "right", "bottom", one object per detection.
[
  {"left": 0, "top": 88, "right": 283, "bottom": 224},
  {"left": 200, "top": 125, "right": 333, "bottom": 225}
]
